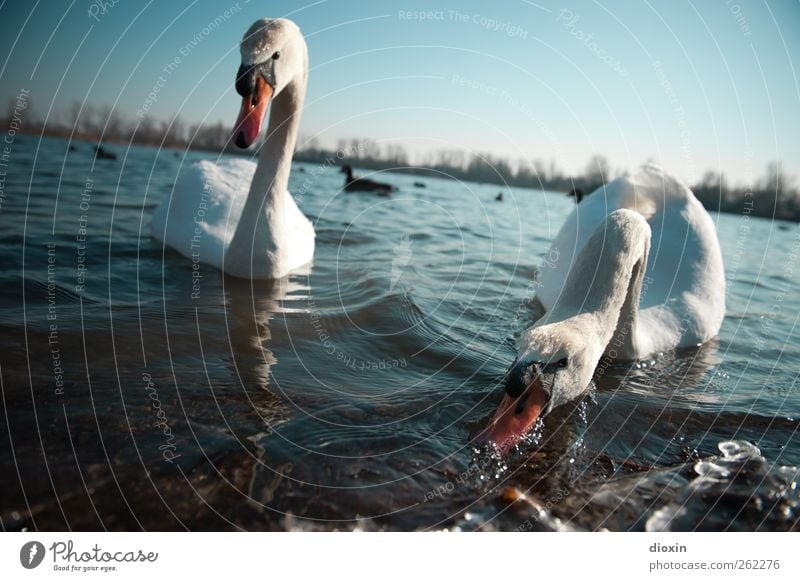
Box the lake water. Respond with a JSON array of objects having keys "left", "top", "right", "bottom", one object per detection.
[{"left": 1, "top": 136, "right": 798, "bottom": 531}]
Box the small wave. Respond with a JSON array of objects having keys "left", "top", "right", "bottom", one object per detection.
[{"left": 23, "top": 277, "right": 102, "bottom": 305}]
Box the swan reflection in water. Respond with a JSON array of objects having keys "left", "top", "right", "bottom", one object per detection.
[{"left": 155, "top": 273, "right": 313, "bottom": 529}]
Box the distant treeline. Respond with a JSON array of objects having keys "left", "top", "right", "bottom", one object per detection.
[
  {"left": 296, "top": 139, "right": 799, "bottom": 222},
  {"left": 4, "top": 100, "right": 799, "bottom": 221}
]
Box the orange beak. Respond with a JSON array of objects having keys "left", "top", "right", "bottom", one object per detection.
[
  {"left": 233, "top": 76, "right": 273, "bottom": 148},
  {"left": 472, "top": 377, "right": 547, "bottom": 455}
]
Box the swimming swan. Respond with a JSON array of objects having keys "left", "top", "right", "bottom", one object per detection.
[
  {"left": 475, "top": 165, "right": 725, "bottom": 453},
  {"left": 151, "top": 18, "right": 314, "bottom": 279}
]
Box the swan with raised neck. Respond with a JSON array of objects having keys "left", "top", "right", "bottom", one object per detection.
[{"left": 150, "top": 18, "right": 314, "bottom": 279}]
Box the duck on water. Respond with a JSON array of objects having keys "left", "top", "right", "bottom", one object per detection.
[{"left": 340, "top": 164, "right": 395, "bottom": 195}]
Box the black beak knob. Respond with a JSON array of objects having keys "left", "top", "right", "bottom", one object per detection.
[
  {"left": 505, "top": 359, "right": 537, "bottom": 398},
  {"left": 235, "top": 64, "right": 257, "bottom": 97}
]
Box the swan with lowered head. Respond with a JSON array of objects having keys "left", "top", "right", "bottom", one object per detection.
[
  {"left": 150, "top": 18, "right": 314, "bottom": 279},
  {"left": 474, "top": 165, "right": 725, "bottom": 454}
]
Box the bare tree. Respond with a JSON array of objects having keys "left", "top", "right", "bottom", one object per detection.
[
  {"left": 585, "top": 154, "right": 611, "bottom": 185},
  {"left": 384, "top": 144, "right": 408, "bottom": 165},
  {"left": 762, "top": 161, "right": 791, "bottom": 193}
]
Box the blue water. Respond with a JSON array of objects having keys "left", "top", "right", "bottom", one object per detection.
[{"left": 0, "top": 136, "right": 798, "bottom": 531}]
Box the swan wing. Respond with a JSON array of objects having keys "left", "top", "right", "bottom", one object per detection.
[{"left": 150, "top": 158, "right": 257, "bottom": 270}]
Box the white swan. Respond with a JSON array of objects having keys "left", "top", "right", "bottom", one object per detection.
[
  {"left": 150, "top": 18, "right": 314, "bottom": 279},
  {"left": 475, "top": 165, "right": 725, "bottom": 453}
]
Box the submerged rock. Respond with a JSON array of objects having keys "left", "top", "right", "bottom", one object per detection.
[{"left": 647, "top": 440, "right": 800, "bottom": 531}]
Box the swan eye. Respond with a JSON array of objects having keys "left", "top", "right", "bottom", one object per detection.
[
  {"left": 556, "top": 358, "right": 568, "bottom": 369},
  {"left": 272, "top": 51, "right": 281, "bottom": 60}
]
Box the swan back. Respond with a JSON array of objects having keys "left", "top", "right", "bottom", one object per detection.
[
  {"left": 150, "top": 159, "right": 255, "bottom": 269},
  {"left": 536, "top": 165, "right": 725, "bottom": 355}
]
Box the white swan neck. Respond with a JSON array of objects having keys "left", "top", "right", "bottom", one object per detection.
[
  {"left": 608, "top": 237, "right": 649, "bottom": 358},
  {"left": 223, "top": 38, "right": 307, "bottom": 278},
  {"left": 250, "top": 66, "right": 306, "bottom": 208},
  {"left": 547, "top": 209, "right": 650, "bottom": 358}
]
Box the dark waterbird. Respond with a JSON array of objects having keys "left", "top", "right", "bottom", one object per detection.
[
  {"left": 93, "top": 145, "right": 117, "bottom": 160},
  {"left": 341, "top": 165, "right": 395, "bottom": 196},
  {"left": 567, "top": 187, "right": 584, "bottom": 203}
]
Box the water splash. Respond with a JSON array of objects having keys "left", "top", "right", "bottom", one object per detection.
[{"left": 468, "top": 444, "right": 509, "bottom": 488}]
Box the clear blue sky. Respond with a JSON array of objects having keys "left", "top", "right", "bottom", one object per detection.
[{"left": 1, "top": 0, "right": 798, "bottom": 184}]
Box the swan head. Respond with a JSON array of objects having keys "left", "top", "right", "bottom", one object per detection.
[
  {"left": 473, "top": 316, "right": 602, "bottom": 454},
  {"left": 233, "top": 18, "right": 305, "bottom": 148}
]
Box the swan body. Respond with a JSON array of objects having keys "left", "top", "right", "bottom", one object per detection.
[
  {"left": 151, "top": 18, "right": 314, "bottom": 279},
  {"left": 537, "top": 164, "right": 725, "bottom": 357},
  {"left": 150, "top": 158, "right": 314, "bottom": 276},
  {"left": 476, "top": 165, "right": 725, "bottom": 453}
]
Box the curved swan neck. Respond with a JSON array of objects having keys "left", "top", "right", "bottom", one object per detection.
[
  {"left": 250, "top": 52, "right": 307, "bottom": 207},
  {"left": 608, "top": 237, "right": 649, "bottom": 357},
  {"left": 223, "top": 32, "right": 308, "bottom": 278},
  {"left": 545, "top": 209, "right": 651, "bottom": 358}
]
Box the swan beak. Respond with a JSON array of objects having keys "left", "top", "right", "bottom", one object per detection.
[
  {"left": 472, "top": 379, "right": 547, "bottom": 455},
  {"left": 233, "top": 76, "right": 273, "bottom": 148}
]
